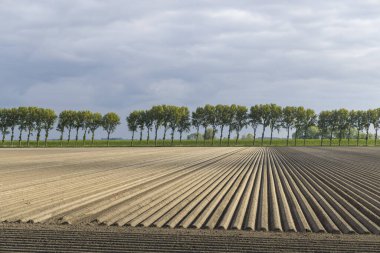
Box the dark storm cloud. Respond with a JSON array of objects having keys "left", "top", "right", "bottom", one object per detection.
[{"left": 1, "top": 0, "right": 380, "bottom": 137}]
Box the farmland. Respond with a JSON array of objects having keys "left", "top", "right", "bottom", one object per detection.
[{"left": 0, "top": 147, "right": 379, "bottom": 251}]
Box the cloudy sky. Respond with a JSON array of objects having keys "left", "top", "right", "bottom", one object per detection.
[{"left": 1, "top": 0, "right": 379, "bottom": 138}]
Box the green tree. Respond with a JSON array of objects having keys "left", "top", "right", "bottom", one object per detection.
[
  {"left": 248, "top": 105, "right": 262, "bottom": 146},
  {"left": 150, "top": 105, "right": 164, "bottom": 146},
  {"left": 336, "top": 109, "right": 349, "bottom": 146},
  {"left": 353, "top": 110, "right": 366, "bottom": 146},
  {"left": 369, "top": 108, "right": 380, "bottom": 146},
  {"left": 80, "top": 110, "right": 93, "bottom": 146},
  {"left": 302, "top": 109, "right": 317, "bottom": 146},
  {"left": 346, "top": 110, "right": 356, "bottom": 145},
  {"left": 318, "top": 111, "right": 330, "bottom": 146},
  {"left": 204, "top": 104, "right": 217, "bottom": 145},
  {"left": 127, "top": 111, "right": 140, "bottom": 146},
  {"left": 282, "top": 106, "right": 297, "bottom": 146},
  {"left": 327, "top": 110, "right": 339, "bottom": 146},
  {"left": 17, "top": 107, "right": 29, "bottom": 147},
  {"left": 42, "top": 109, "right": 57, "bottom": 147},
  {"left": 227, "top": 105, "right": 237, "bottom": 146},
  {"left": 143, "top": 110, "right": 154, "bottom": 144},
  {"left": 191, "top": 107, "right": 204, "bottom": 145},
  {"left": 167, "top": 105, "right": 179, "bottom": 146},
  {"left": 258, "top": 104, "right": 272, "bottom": 146},
  {"left": 134, "top": 110, "right": 145, "bottom": 143},
  {"left": 268, "top": 104, "right": 282, "bottom": 145},
  {"left": 8, "top": 108, "right": 18, "bottom": 146},
  {"left": 59, "top": 110, "right": 76, "bottom": 144},
  {"left": 177, "top": 106, "right": 190, "bottom": 144},
  {"left": 88, "top": 112, "right": 103, "bottom": 146},
  {"left": 294, "top": 106, "right": 305, "bottom": 146},
  {"left": 216, "top": 105, "right": 230, "bottom": 146},
  {"left": 34, "top": 108, "right": 45, "bottom": 147},
  {"left": 0, "top": 109, "right": 9, "bottom": 145},
  {"left": 73, "top": 111, "right": 86, "bottom": 146},
  {"left": 102, "top": 112, "right": 121, "bottom": 146},
  {"left": 25, "top": 107, "right": 38, "bottom": 147},
  {"left": 161, "top": 105, "right": 172, "bottom": 145},
  {"left": 363, "top": 110, "right": 372, "bottom": 146},
  {"left": 233, "top": 105, "right": 248, "bottom": 145}
]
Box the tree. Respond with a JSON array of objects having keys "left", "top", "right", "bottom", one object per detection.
[
  {"left": 102, "top": 112, "right": 120, "bottom": 146},
  {"left": 0, "top": 109, "right": 9, "bottom": 145},
  {"left": 73, "top": 111, "right": 86, "bottom": 146},
  {"left": 80, "top": 110, "right": 93, "bottom": 146},
  {"left": 204, "top": 104, "right": 217, "bottom": 145},
  {"left": 200, "top": 106, "right": 210, "bottom": 146},
  {"left": 353, "top": 110, "right": 366, "bottom": 146},
  {"left": 216, "top": 105, "right": 230, "bottom": 146},
  {"left": 258, "top": 104, "right": 272, "bottom": 146},
  {"left": 88, "top": 112, "right": 102, "bottom": 146},
  {"left": 318, "top": 111, "right": 330, "bottom": 146},
  {"left": 24, "top": 107, "right": 38, "bottom": 147},
  {"left": 34, "top": 108, "right": 45, "bottom": 147},
  {"left": 167, "top": 105, "right": 179, "bottom": 146},
  {"left": 59, "top": 110, "right": 76, "bottom": 144},
  {"left": 327, "top": 110, "right": 339, "bottom": 146},
  {"left": 302, "top": 109, "right": 317, "bottom": 146},
  {"left": 282, "top": 106, "right": 297, "bottom": 146},
  {"left": 8, "top": 108, "right": 18, "bottom": 147},
  {"left": 336, "top": 109, "right": 349, "bottom": 146},
  {"left": 134, "top": 110, "right": 145, "bottom": 143},
  {"left": 233, "top": 105, "right": 248, "bottom": 145},
  {"left": 363, "top": 110, "right": 372, "bottom": 146},
  {"left": 161, "top": 105, "right": 172, "bottom": 146},
  {"left": 294, "top": 106, "right": 305, "bottom": 146},
  {"left": 42, "top": 109, "right": 57, "bottom": 147},
  {"left": 268, "top": 104, "right": 282, "bottom": 145},
  {"left": 346, "top": 110, "right": 356, "bottom": 145},
  {"left": 191, "top": 107, "right": 204, "bottom": 145},
  {"left": 127, "top": 111, "right": 140, "bottom": 146},
  {"left": 369, "top": 108, "right": 380, "bottom": 146},
  {"left": 17, "top": 107, "right": 29, "bottom": 147},
  {"left": 248, "top": 105, "right": 261, "bottom": 146},
  {"left": 150, "top": 105, "right": 164, "bottom": 146},
  {"left": 227, "top": 105, "right": 237, "bottom": 146},
  {"left": 144, "top": 110, "right": 153, "bottom": 144},
  {"left": 177, "top": 107, "right": 191, "bottom": 144}
]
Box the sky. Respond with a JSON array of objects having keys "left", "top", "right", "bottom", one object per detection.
[{"left": 1, "top": 0, "right": 380, "bottom": 139}]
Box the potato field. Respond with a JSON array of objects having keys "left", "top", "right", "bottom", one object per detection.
[{"left": 0, "top": 147, "right": 379, "bottom": 252}]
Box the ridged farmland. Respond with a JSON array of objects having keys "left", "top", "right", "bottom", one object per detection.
[{"left": 1, "top": 147, "right": 379, "bottom": 235}]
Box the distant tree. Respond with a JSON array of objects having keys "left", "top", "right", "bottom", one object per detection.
[
  {"left": 161, "top": 105, "right": 172, "bottom": 145},
  {"left": 177, "top": 107, "right": 191, "bottom": 144},
  {"left": 144, "top": 110, "right": 154, "bottom": 144},
  {"left": 73, "top": 111, "right": 86, "bottom": 146},
  {"left": 191, "top": 107, "right": 204, "bottom": 145},
  {"left": 215, "top": 105, "right": 230, "bottom": 146},
  {"left": 327, "top": 110, "right": 339, "bottom": 146},
  {"left": 102, "top": 112, "right": 121, "bottom": 146},
  {"left": 346, "top": 110, "right": 356, "bottom": 145},
  {"left": 88, "top": 112, "right": 102, "bottom": 146},
  {"left": 8, "top": 108, "right": 18, "bottom": 146},
  {"left": 258, "top": 104, "right": 272, "bottom": 146},
  {"left": 34, "top": 108, "right": 45, "bottom": 147},
  {"left": 233, "top": 105, "right": 248, "bottom": 145},
  {"left": 0, "top": 109, "right": 9, "bottom": 145},
  {"left": 353, "top": 110, "right": 366, "bottom": 146},
  {"left": 282, "top": 106, "right": 297, "bottom": 146},
  {"left": 80, "top": 110, "right": 93, "bottom": 146},
  {"left": 268, "top": 104, "right": 282, "bottom": 145},
  {"left": 150, "top": 105, "right": 164, "bottom": 146},
  {"left": 318, "top": 111, "right": 330, "bottom": 146},
  {"left": 249, "top": 105, "right": 262, "bottom": 146},
  {"left": 227, "top": 105, "right": 237, "bottom": 146},
  {"left": 17, "top": 107, "right": 29, "bottom": 147},
  {"left": 127, "top": 111, "right": 140, "bottom": 146},
  {"left": 302, "top": 109, "right": 317, "bottom": 146},
  {"left": 42, "top": 109, "right": 57, "bottom": 147},
  {"left": 204, "top": 104, "right": 218, "bottom": 145},
  {"left": 167, "top": 106, "right": 180, "bottom": 146},
  {"left": 336, "top": 109, "right": 349, "bottom": 146},
  {"left": 294, "top": 106, "right": 305, "bottom": 146},
  {"left": 204, "top": 128, "right": 215, "bottom": 140},
  {"left": 59, "top": 110, "right": 76, "bottom": 144},
  {"left": 200, "top": 106, "right": 210, "bottom": 146},
  {"left": 24, "top": 107, "right": 38, "bottom": 147},
  {"left": 363, "top": 110, "right": 372, "bottom": 146},
  {"left": 135, "top": 110, "right": 145, "bottom": 142},
  {"left": 369, "top": 108, "right": 380, "bottom": 146}
]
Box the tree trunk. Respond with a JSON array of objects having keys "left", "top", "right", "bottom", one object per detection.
[
  {"left": 211, "top": 127, "right": 216, "bottom": 146},
  {"left": 154, "top": 126, "right": 158, "bottom": 146},
  {"left": 294, "top": 129, "right": 297, "bottom": 146},
  {"left": 366, "top": 128, "right": 369, "bottom": 146},
  {"left": 170, "top": 128, "right": 175, "bottom": 146},
  {"left": 131, "top": 131, "right": 135, "bottom": 146},
  {"left": 227, "top": 128, "right": 231, "bottom": 146},
  {"left": 320, "top": 135, "right": 323, "bottom": 146},
  {"left": 329, "top": 129, "right": 333, "bottom": 146},
  {"left": 67, "top": 128, "right": 72, "bottom": 143},
  {"left": 75, "top": 128, "right": 79, "bottom": 146},
  {"left": 347, "top": 129, "right": 351, "bottom": 146},
  {"left": 261, "top": 126, "right": 266, "bottom": 146},
  {"left": 163, "top": 127, "right": 167, "bottom": 146},
  {"left": 375, "top": 129, "right": 378, "bottom": 146},
  {"left": 82, "top": 129, "right": 87, "bottom": 146},
  {"left": 91, "top": 131, "right": 95, "bottom": 146},
  {"left": 303, "top": 128, "right": 307, "bottom": 146},
  {"left": 139, "top": 129, "right": 143, "bottom": 142},
  {"left": 146, "top": 129, "right": 150, "bottom": 144},
  {"left": 18, "top": 129, "right": 22, "bottom": 147},
  {"left": 356, "top": 129, "right": 360, "bottom": 146},
  {"left": 195, "top": 127, "right": 199, "bottom": 145},
  {"left": 179, "top": 132, "right": 183, "bottom": 145},
  {"left": 286, "top": 127, "right": 290, "bottom": 146},
  {"left": 219, "top": 125, "right": 224, "bottom": 146},
  {"left": 235, "top": 129, "right": 240, "bottom": 145},
  {"left": 338, "top": 130, "right": 342, "bottom": 146},
  {"left": 253, "top": 127, "right": 257, "bottom": 146},
  {"left": 11, "top": 127, "right": 15, "bottom": 147},
  {"left": 1, "top": 131, "right": 5, "bottom": 145},
  {"left": 36, "top": 129, "right": 41, "bottom": 147},
  {"left": 27, "top": 129, "right": 32, "bottom": 147},
  {"left": 203, "top": 127, "right": 207, "bottom": 146},
  {"left": 60, "top": 131, "right": 64, "bottom": 147},
  {"left": 270, "top": 126, "right": 273, "bottom": 146},
  {"left": 107, "top": 132, "right": 110, "bottom": 147},
  {"left": 44, "top": 130, "right": 49, "bottom": 147}
]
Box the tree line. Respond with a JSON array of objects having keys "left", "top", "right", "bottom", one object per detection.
[
  {"left": 127, "top": 104, "right": 380, "bottom": 147},
  {"left": 0, "top": 107, "right": 120, "bottom": 147},
  {"left": 0, "top": 104, "right": 379, "bottom": 147}
]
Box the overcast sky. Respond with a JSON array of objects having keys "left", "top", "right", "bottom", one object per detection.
[{"left": 1, "top": 0, "right": 379, "bottom": 138}]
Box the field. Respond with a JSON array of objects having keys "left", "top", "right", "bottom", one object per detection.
[{"left": 0, "top": 147, "right": 379, "bottom": 252}]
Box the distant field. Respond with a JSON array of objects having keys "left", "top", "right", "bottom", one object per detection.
[{"left": 0, "top": 138, "right": 378, "bottom": 147}]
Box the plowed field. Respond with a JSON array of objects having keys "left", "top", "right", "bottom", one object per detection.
[{"left": 1, "top": 147, "right": 379, "bottom": 234}]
